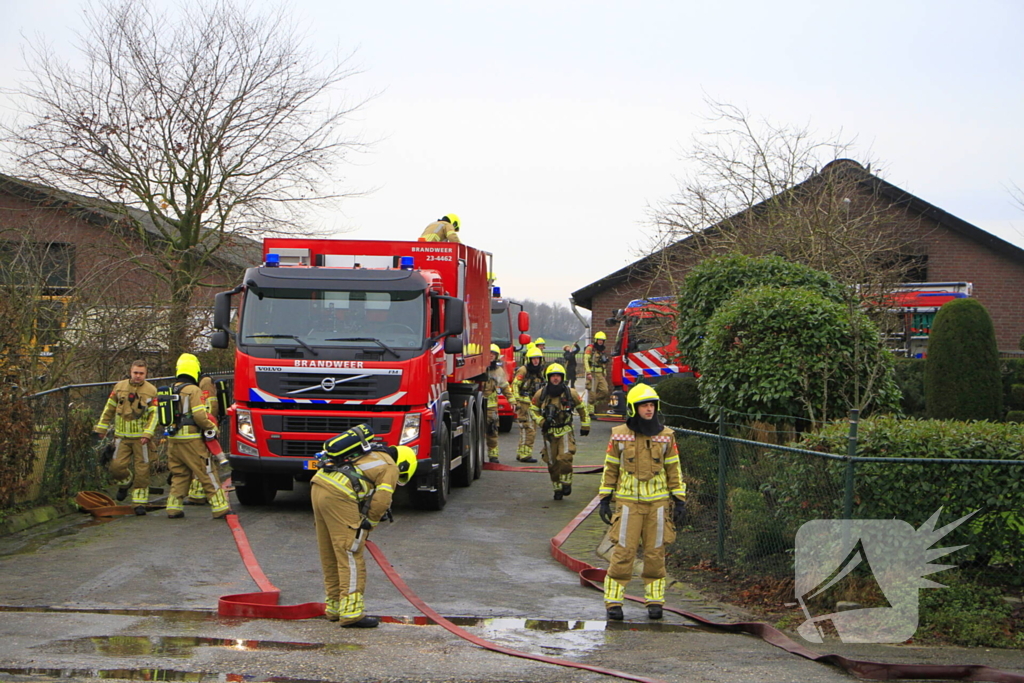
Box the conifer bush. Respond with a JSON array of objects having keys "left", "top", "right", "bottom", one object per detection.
[{"left": 925, "top": 298, "right": 1002, "bottom": 421}]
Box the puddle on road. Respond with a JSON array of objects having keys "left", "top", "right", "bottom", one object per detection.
[
  {"left": 0, "top": 604, "right": 217, "bottom": 622},
  {"left": 43, "top": 635, "right": 360, "bottom": 657},
  {"left": 384, "top": 615, "right": 693, "bottom": 633},
  {"left": 0, "top": 667, "right": 328, "bottom": 683}
]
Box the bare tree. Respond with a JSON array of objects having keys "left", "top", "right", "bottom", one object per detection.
[{"left": 3, "top": 0, "right": 367, "bottom": 356}]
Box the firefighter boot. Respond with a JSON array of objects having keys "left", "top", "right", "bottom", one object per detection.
[
  {"left": 325, "top": 599, "right": 341, "bottom": 622},
  {"left": 166, "top": 495, "right": 185, "bottom": 519},
  {"left": 186, "top": 478, "right": 206, "bottom": 505},
  {"left": 115, "top": 487, "right": 129, "bottom": 502},
  {"left": 516, "top": 444, "right": 537, "bottom": 463},
  {"left": 209, "top": 489, "right": 231, "bottom": 519},
  {"left": 553, "top": 481, "right": 563, "bottom": 501},
  {"left": 607, "top": 605, "right": 624, "bottom": 621},
  {"left": 342, "top": 615, "right": 380, "bottom": 628},
  {"left": 647, "top": 604, "right": 663, "bottom": 620},
  {"left": 488, "top": 447, "right": 500, "bottom": 464}
]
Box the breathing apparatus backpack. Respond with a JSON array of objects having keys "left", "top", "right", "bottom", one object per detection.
[{"left": 156, "top": 382, "right": 197, "bottom": 436}]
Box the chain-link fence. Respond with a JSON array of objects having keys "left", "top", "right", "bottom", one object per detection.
[
  {"left": 664, "top": 405, "right": 1024, "bottom": 646},
  {"left": 6, "top": 372, "right": 232, "bottom": 512}
]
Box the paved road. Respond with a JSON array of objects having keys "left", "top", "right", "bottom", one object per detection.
[{"left": 2, "top": 416, "right": 1021, "bottom": 682}]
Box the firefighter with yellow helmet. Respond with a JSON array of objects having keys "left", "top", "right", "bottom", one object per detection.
[
  {"left": 310, "top": 425, "right": 418, "bottom": 628},
  {"left": 530, "top": 363, "right": 589, "bottom": 500},
  {"left": 163, "top": 353, "right": 230, "bottom": 519},
  {"left": 482, "top": 343, "right": 509, "bottom": 462},
  {"left": 584, "top": 331, "right": 611, "bottom": 415},
  {"left": 510, "top": 346, "right": 546, "bottom": 462},
  {"left": 185, "top": 373, "right": 225, "bottom": 504},
  {"left": 597, "top": 383, "right": 686, "bottom": 620},
  {"left": 93, "top": 360, "right": 159, "bottom": 515},
  {"left": 419, "top": 214, "right": 461, "bottom": 243}
]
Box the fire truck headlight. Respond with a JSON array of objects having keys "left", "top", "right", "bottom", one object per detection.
[
  {"left": 237, "top": 409, "right": 255, "bottom": 441},
  {"left": 400, "top": 414, "right": 421, "bottom": 445}
]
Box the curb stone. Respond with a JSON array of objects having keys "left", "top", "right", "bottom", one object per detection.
[{"left": 0, "top": 500, "right": 77, "bottom": 536}]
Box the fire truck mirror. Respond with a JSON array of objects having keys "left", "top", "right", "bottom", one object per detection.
[
  {"left": 517, "top": 310, "right": 530, "bottom": 333},
  {"left": 444, "top": 336, "right": 463, "bottom": 354},
  {"left": 518, "top": 333, "right": 532, "bottom": 347},
  {"left": 211, "top": 329, "right": 229, "bottom": 349},
  {"left": 443, "top": 298, "right": 465, "bottom": 336}
]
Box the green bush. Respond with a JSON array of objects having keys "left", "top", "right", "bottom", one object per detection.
[
  {"left": 728, "top": 487, "right": 789, "bottom": 564},
  {"left": 1007, "top": 411, "right": 1024, "bottom": 424},
  {"left": 894, "top": 359, "right": 926, "bottom": 418},
  {"left": 698, "top": 286, "right": 899, "bottom": 424},
  {"left": 792, "top": 417, "right": 1024, "bottom": 572},
  {"left": 918, "top": 572, "right": 1022, "bottom": 648},
  {"left": 656, "top": 375, "right": 712, "bottom": 432},
  {"left": 675, "top": 253, "right": 847, "bottom": 361},
  {"left": 925, "top": 298, "right": 1002, "bottom": 421}
]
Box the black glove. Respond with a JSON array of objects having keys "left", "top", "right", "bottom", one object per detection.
[
  {"left": 579, "top": 426, "right": 590, "bottom": 437},
  {"left": 99, "top": 443, "right": 115, "bottom": 467},
  {"left": 359, "top": 518, "right": 373, "bottom": 531},
  {"left": 671, "top": 496, "right": 686, "bottom": 527},
  {"left": 382, "top": 508, "right": 394, "bottom": 524},
  {"left": 91, "top": 432, "right": 103, "bottom": 445},
  {"left": 598, "top": 496, "right": 613, "bottom": 525}
]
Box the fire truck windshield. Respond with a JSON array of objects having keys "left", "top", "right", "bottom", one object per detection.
[
  {"left": 626, "top": 315, "right": 674, "bottom": 353},
  {"left": 490, "top": 306, "right": 512, "bottom": 347},
  {"left": 241, "top": 288, "right": 426, "bottom": 350}
]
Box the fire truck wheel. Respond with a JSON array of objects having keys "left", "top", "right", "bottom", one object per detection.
[
  {"left": 453, "top": 408, "right": 475, "bottom": 488},
  {"left": 411, "top": 422, "right": 450, "bottom": 511},
  {"left": 473, "top": 397, "right": 485, "bottom": 480}
]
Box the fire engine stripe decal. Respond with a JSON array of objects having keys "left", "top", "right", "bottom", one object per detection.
[{"left": 378, "top": 391, "right": 407, "bottom": 405}]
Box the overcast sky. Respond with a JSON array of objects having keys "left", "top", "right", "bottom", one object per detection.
[{"left": 2, "top": 0, "right": 1022, "bottom": 306}]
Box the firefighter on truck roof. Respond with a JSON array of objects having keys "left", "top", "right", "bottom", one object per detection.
[
  {"left": 530, "top": 363, "right": 589, "bottom": 500},
  {"left": 310, "top": 425, "right": 418, "bottom": 628},
  {"left": 163, "top": 354, "right": 230, "bottom": 520},
  {"left": 510, "top": 346, "right": 546, "bottom": 463},
  {"left": 93, "top": 360, "right": 158, "bottom": 515},
  {"left": 598, "top": 383, "right": 687, "bottom": 621},
  {"left": 419, "top": 214, "right": 461, "bottom": 243},
  {"left": 585, "top": 331, "right": 611, "bottom": 416}
]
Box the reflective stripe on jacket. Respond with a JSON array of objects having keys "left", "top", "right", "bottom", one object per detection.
[{"left": 599, "top": 424, "right": 685, "bottom": 502}]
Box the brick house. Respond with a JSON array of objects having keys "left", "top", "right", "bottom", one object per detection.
[
  {"left": 572, "top": 160, "right": 1024, "bottom": 353},
  {"left": 0, "top": 173, "right": 261, "bottom": 377}
]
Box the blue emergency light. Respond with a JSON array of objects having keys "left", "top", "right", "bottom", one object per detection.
[
  {"left": 400, "top": 256, "right": 415, "bottom": 270},
  {"left": 492, "top": 286, "right": 501, "bottom": 297},
  {"left": 265, "top": 253, "right": 280, "bottom": 267}
]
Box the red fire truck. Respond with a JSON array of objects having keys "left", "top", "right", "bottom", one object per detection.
[
  {"left": 606, "top": 297, "right": 692, "bottom": 390},
  {"left": 210, "top": 238, "right": 492, "bottom": 510},
  {"left": 489, "top": 289, "right": 530, "bottom": 431}
]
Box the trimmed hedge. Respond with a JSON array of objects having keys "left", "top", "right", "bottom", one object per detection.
[
  {"left": 656, "top": 374, "right": 713, "bottom": 432},
  {"left": 925, "top": 298, "right": 1002, "bottom": 421},
  {"left": 786, "top": 417, "right": 1024, "bottom": 572}
]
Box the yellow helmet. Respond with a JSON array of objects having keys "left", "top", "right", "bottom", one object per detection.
[
  {"left": 175, "top": 353, "right": 201, "bottom": 382},
  {"left": 526, "top": 346, "right": 544, "bottom": 359},
  {"left": 594, "top": 331, "right": 607, "bottom": 341},
  {"left": 490, "top": 343, "right": 501, "bottom": 355},
  {"left": 394, "top": 445, "right": 418, "bottom": 485},
  {"left": 545, "top": 363, "right": 566, "bottom": 379},
  {"left": 443, "top": 213, "right": 460, "bottom": 231},
  {"left": 626, "top": 383, "right": 659, "bottom": 417},
  {"left": 535, "top": 337, "right": 546, "bottom": 346}
]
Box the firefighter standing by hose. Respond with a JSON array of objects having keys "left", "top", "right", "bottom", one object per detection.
[
  {"left": 597, "top": 383, "right": 686, "bottom": 621},
  {"left": 162, "top": 354, "right": 230, "bottom": 519},
  {"left": 530, "top": 363, "right": 589, "bottom": 500},
  {"left": 185, "top": 373, "right": 226, "bottom": 504},
  {"left": 510, "top": 346, "right": 546, "bottom": 463},
  {"left": 482, "top": 344, "right": 509, "bottom": 463},
  {"left": 418, "top": 214, "right": 461, "bottom": 243},
  {"left": 310, "top": 425, "right": 418, "bottom": 628},
  {"left": 584, "top": 331, "right": 611, "bottom": 416},
  {"left": 93, "top": 360, "right": 158, "bottom": 515}
]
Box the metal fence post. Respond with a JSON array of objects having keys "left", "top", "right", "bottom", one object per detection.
[
  {"left": 60, "top": 387, "right": 71, "bottom": 495},
  {"left": 844, "top": 409, "right": 859, "bottom": 520},
  {"left": 717, "top": 411, "right": 727, "bottom": 564}
]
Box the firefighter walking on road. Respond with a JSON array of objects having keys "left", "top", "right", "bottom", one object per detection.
[
  {"left": 418, "top": 214, "right": 461, "bottom": 243},
  {"left": 530, "top": 363, "right": 589, "bottom": 500},
  {"left": 597, "top": 383, "right": 687, "bottom": 621},
  {"left": 482, "top": 344, "right": 509, "bottom": 463},
  {"left": 310, "top": 425, "right": 418, "bottom": 628},
  {"left": 162, "top": 354, "right": 230, "bottom": 519},
  {"left": 585, "top": 331, "right": 611, "bottom": 416},
  {"left": 93, "top": 360, "right": 158, "bottom": 515},
  {"left": 186, "top": 373, "right": 223, "bottom": 504},
  {"left": 510, "top": 346, "right": 546, "bottom": 463}
]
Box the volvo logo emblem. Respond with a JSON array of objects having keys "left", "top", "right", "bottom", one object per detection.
[{"left": 320, "top": 377, "right": 337, "bottom": 392}]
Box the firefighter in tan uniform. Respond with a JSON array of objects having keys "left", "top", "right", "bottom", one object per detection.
[
  {"left": 94, "top": 360, "right": 159, "bottom": 515},
  {"left": 530, "top": 363, "right": 589, "bottom": 500},
  {"left": 418, "top": 214, "right": 461, "bottom": 243},
  {"left": 163, "top": 354, "right": 230, "bottom": 519},
  {"left": 311, "top": 425, "right": 418, "bottom": 628},
  {"left": 598, "top": 383, "right": 686, "bottom": 620},
  {"left": 584, "top": 331, "right": 611, "bottom": 415},
  {"left": 482, "top": 344, "right": 509, "bottom": 463},
  {"left": 510, "top": 346, "right": 546, "bottom": 462},
  {"left": 186, "top": 374, "right": 223, "bottom": 504}
]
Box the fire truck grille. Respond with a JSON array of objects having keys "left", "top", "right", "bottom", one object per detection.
[
  {"left": 256, "top": 372, "right": 402, "bottom": 401},
  {"left": 267, "top": 440, "right": 324, "bottom": 457},
  {"left": 274, "top": 416, "right": 394, "bottom": 434}
]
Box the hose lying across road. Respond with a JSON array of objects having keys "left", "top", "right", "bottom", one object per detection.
[{"left": 81, "top": 458, "right": 1024, "bottom": 683}]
